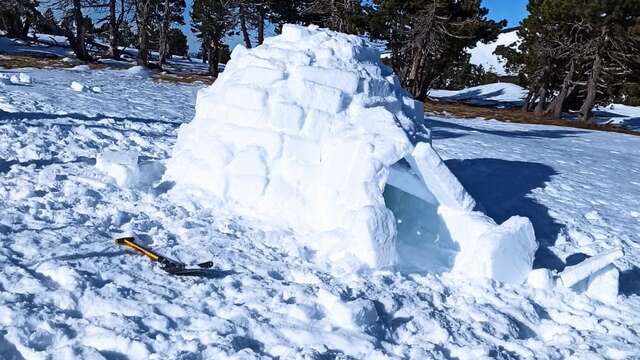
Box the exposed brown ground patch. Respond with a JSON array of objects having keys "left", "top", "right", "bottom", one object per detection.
[
  {"left": 0, "top": 54, "right": 213, "bottom": 84},
  {"left": 0, "top": 54, "right": 73, "bottom": 69},
  {"left": 153, "top": 72, "right": 214, "bottom": 85},
  {"left": 425, "top": 100, "right": 639, "bottom": 136}
]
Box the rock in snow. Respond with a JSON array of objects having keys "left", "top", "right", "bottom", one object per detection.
[{"left": 165, "top": 24, "right": 538, "bottom": 282}]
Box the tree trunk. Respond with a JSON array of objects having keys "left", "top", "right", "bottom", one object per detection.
[
  {"left": 239, "top": 5, "right": 252, "bottom": 48},
  {"left": 521, "top": 91, "right": 534, "bottom": 112},
  {"left": 257, "top": 7, "right": 264, "bottom": 45},
  {"left": 21, "top": 18, "right": 30, "bottom": 38},
  {"left": 550, "top": 59, "right": 575, "bottom": 119},
  {"left": 136, "top": 0, "right": 150, "bottom": 66},
  {"left": 158, "top": 0, "right": 171, "bottom": 65},
  {"left": 108, "top": 0, "right": 120, "bottom": 59},
  {"left": 8, "top": 1, "right": 24, "bottom": 38},
  {"left": 71, "top": 0, "right": 90, "bottom": 61},
  {"left": 579, "top": 53, "right": 602, "bottom": 122},
  {"left": 534, "top": 85, "right": 547, "bottom": 116},
  {"left": 207, "top": 39, "right": 219, "bottom": 77},
  {"left": 404, "top": 47, "right": 428, "bottom": 99}
]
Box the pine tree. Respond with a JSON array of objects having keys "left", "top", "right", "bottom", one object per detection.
[
  {"left": 302, "top": 0, "right": 365, "bottom": 34},
  {"left": 136, "top": 0, "right": 155, "bottom": 66},
  {"left": 191, "top": 0, "right": 234, "bottom": 76},
  {"left": 55, "top": 0, "right": 92, "bottom": 60},
  {"left": 266, "top": 0, "right": 304, "bottom": 33},
  {"left": 104, "top": 0, "right": 135, "bottom": 59},
  {"left": 500, "top": 0, "right": 640, "bottom": 121},
  {"left": 37, "top": 8, "right": 58, "bottom": 34},
  {"left": 167, "top": 27, "right": 188, "bottom": 57},
  {"left": 369, "top": 0, "right": 504, "bottom": 99},
  {"left": 0, "top": 0, "right": 41, "bottom": 39},
  {"left": 157, "top": 0, "right": 185, "bottom": 64}
]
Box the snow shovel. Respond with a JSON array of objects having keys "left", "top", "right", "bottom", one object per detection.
[{"left": 115, "top": 236, "right": 214, "bottom": 276}]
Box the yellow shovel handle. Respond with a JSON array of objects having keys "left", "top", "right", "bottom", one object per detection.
[{"left": 116, "top": 237, "right": 161, "bottom": 262}]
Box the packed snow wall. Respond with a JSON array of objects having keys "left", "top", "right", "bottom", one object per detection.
[{"left": 165, "top": 24, "right": 537, "bottom": 283}]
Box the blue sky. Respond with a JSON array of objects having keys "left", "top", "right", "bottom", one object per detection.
[
  {"left": 482, "top": 0, "right": 529, "bottom": 27},
  {"left": 183, "top": 0, "right": 529, "bottom": 54}
]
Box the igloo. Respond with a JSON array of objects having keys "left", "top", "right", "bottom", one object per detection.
[{"left": 165, "top": 24, "right": 537, "bottom": 283}]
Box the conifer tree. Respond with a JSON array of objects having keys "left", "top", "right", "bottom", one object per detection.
[
  {"left": 54, "top": 0, "right": 93, "bottom": 60},
  {"left": 191, "top": 0, "right": 234, "bottom": 76},
  {"left": 369, "top": 0, "right": 504, "bottom": 99},
  {"left": 135, "top": 0, "right": 154, "bottom": 65},
  {"left": 302, "top": 0, "right": 365, "bottom": 34},
  {"left": 157, "top": 0, "right": 185, "bottom": 64},
  {"left": 499, "top": 0, "right": 640, "bottom": 121}
]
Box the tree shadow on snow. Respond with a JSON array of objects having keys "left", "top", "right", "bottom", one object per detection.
[
  {"left": 0, "top": 109, "right": 180, "bottom": 127},
  {"left": 431, "top": 88, "right": 523, "bottom": 108},
  {"left": 429, "top": 118, "right": 589, "bottom": 141},
  {"left": 445, "top": 158, "right": 566, "bottom": 270},
  {"left": 0, "top": 156, "right": 95, "bottom": 175},
  {"left": 0, "top": 331, "right": 25, "bottom": 360}
]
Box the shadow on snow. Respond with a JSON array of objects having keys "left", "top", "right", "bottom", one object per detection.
[
  {"left": 429, "top": 118, "right": 589, "bottom": 141},
  {"left": 0, "top": 109, "right": 181, "bottom": 127},
  {"left": 445, "top": 158, "right": 566, "bottom": 271}
]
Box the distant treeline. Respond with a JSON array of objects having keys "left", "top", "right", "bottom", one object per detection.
[
  {"left": 497, "top": 1, "right": 640, "bottom": 121},
  {"left": 0, "top": 0, "right": 506, "bottom": 95},
  {"left": 3, "top": 1, "right": 639, "bottom": 120}
]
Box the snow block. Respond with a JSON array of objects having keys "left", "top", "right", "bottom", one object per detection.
[
  {"left": 291, "top": 66, "right": 359, "bottom": 94},
  {"left": 70, "top": 81, "right": 86, "bottom": 92},
  {"left": 233, "top": 66, "right": 285, "bottom": 87},
  {"left": 223, "top": 86, "right": 268, "bottom": 111},
  {"left": 96, "top": 150, "right": 140, "bottom": 188},
  {"left": 347, "top": 206, "right": 398, "bottom": 268},
  {"left": 586, "top": 264, "right": 619, "bottom": 303},
  {"left": 527, "top": 268, "right": 556, "bottom": 290},
  {"left": 407, "top": 142, "right": 476, "bottom": 212},
  {"left": 165, "top": 24, "right": 539, "bottom": 278},
  {"left": 440, "top": 207, "right": 537, "bottom": 284},
  {"left": 269, "top": 102, "right": 305, "bottom": 131},
  {"left": 289, "top": 79, "right": 346, "bottom": 113},
  {"left": 559, "top": 248, "right": 624, "bottom": 288}
]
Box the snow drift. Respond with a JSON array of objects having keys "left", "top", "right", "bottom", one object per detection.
[{"left": 165, "top": 24, "right": 537, "bottom": 283}]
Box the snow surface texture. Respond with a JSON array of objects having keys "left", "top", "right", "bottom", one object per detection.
[
  {"left": 165, "top": 25, "right": 537, "bottom": 280},
  {"left": 1, "top": 65, "right": 640, "bottom": 358}
]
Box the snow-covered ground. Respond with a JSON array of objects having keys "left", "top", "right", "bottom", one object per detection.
[
  {"left": 468, "top": 30, "right": 519, "bottom": 76},
  {"left": 429, "top": 82, "right": 528, "bottom": 107},
  {"left": 1, "top": 65, "right": 640, "bottom": 359},
  {"left": 430, "top": 82, "right": 640, "bottom": 131},
  {"left": 0, "top": 35, "right": 73, "bottom": 59}
]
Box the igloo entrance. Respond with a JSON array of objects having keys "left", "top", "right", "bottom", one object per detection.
[{"left": 383, "top": 161, "right": 458, "bottom": 273}]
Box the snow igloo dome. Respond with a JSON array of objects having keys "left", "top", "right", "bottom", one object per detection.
[{"left": 165, "top": 24, "right": 538, "bottom": 283}]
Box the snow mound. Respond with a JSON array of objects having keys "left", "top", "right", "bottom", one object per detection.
[
  {"left": 125, "top": 65, "right": 152, "bottom": 77},
  {"left": 166, "top": 24, "right": 537, "bottom": 282},
  {"left": 70, "top": 64, "right": 91, "bottom": 71},
  {"left": 468, "top": 30, "right": 520, "bottom": 76}
]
